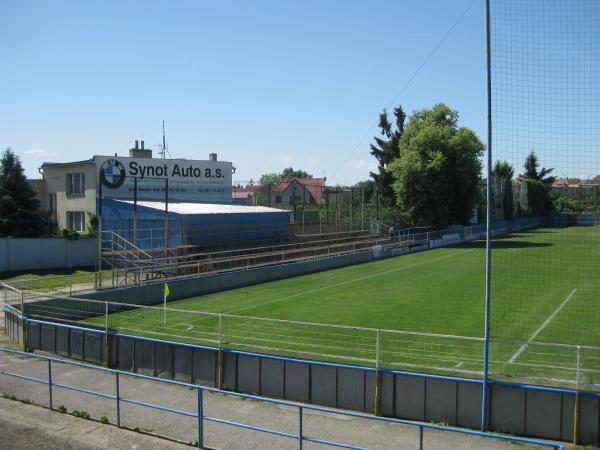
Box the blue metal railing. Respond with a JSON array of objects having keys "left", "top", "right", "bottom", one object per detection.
[
  {"left": 17, "top": 315, "right": 600, "bottom": 398},
  {"left": 0, "top": 347, "right": 563, "bottom": 450}
]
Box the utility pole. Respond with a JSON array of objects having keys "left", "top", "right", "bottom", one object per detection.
[
  {"left": 361, "top": 185, "right": 364, "bottom": 230},
  {"left": 349, "top": 188, "right": 353, "bottom": 232},
  {"left": 376, "top": 188, "right": 379, "bottom": 221}
]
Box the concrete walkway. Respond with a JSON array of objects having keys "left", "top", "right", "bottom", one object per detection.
[
  {"left": 0, "top": 324, "right": 555, "bottom": 450},
  {"left": 0, "top": 397, "right": 191, "bottom": 450}
]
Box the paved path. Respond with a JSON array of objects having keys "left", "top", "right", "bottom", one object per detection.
[
  {"left": 0, "top": 396, "right": 191, "bottom": 450},
  {"left": 0, "top": 325, "right": 553, "bottom": 450}
]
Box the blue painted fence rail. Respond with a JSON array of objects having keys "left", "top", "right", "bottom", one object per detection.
[{"left": 0, "top": 347, "right": 563, "bottom": 450}]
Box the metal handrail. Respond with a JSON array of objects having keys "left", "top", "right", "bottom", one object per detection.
[
  {"left": 0, "top": 347, "right": 563, "bottom": 450},
  {"left": 110, "top": 231, "right": 153, "bottom": 259},
  {"left": 17, "top": 292, "right": 484, "bottom": 342},
  {"left": 0, "top": 282, "right": 23, "bottom": 294}
]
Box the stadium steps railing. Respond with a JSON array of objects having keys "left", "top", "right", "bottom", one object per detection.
[{"left": 0, "top": 347, "right": 564, "bottom": 450}]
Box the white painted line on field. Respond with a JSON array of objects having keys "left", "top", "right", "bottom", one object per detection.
[
  {"left": 455, "top": 361, "right": 464, "bottom": 368},
  {"left": 508, "top": 288, "right": 578, "bottom": 364},
  {"left": 226, "top": 249, "right": 475, "bottom": 315},
  {"left": 185, "top": 324, "right": 194, "bottom": 331}
]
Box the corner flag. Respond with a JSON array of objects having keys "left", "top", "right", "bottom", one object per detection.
[{"left": 163, "top": 283, "right": 170, "bottom": 325}]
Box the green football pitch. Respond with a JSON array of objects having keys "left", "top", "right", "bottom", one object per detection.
[{"left": 89, "top": 226, "right": 600, "bottom": 387}]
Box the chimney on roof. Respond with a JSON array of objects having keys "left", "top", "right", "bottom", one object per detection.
[
  {"left": 130, "top": 140, "right": 152, "bottom": 158},
  {"left": 209, "top": 153, "right": 217, "bottom": 162}
]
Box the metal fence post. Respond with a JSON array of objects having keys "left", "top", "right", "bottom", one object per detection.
[
  {"left": 48, "top": 359, "right": 53, "bottom": 410},
  {"left": 481, "top": 0, "right": 493, "bottom": 432},
  {"left": 197, "top": 388, "right": 204, "bottom": 448},
  {"left": 104, "top": 302, "right": 111, "bottom": 367},
  {"left": 20, "top": 292, "right": 27, "bottom": 352},
  {"left": 115, "top": 372, "right": 121, "bottom": 427},
  {"left": 105, "top": 302, "right": 109, "bottom": 332},
  {"left": 298, "top": 406, "right": 303, "bottom": 450},
  {"left": 374, "top": 329, "right": 382, "bottom": 416},
  {"left": 217, "top": 314, "right": 224, "bottom": 389},
  {"left": 69, "top": 275, "right": 73, "bottom": 297},
  {"left": 419, "top": 425, "right": 424, "bottom": 450},
  {"left": 573, "top": 345, "right": 581, "bottom": 445}
]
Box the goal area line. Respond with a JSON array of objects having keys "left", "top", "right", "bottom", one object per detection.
[{"left": 508, "top": 288, "right": 578, "bottom": 364}]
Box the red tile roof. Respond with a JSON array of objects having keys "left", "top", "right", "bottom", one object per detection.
[
  {"left": 553, "top": 178, "right": 581, "bottom": 187},
  {"left": 232, "top": 185, "right": 264, "bottom": 199},
  {"left": 273, "top": 178, "right": 327, "bottom": 204}
]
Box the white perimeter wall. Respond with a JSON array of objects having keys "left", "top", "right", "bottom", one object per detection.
[{"left": 0, "top": 238, "right": 98, "bottom": 273}]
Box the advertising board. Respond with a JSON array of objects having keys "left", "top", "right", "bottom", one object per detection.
[{"left": 94, "top": 155, "right": 233, "bottom": 203}]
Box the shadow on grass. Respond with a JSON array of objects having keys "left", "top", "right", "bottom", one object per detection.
[{"left": 449, "top": 236, "right": 553, "bottom": 250}]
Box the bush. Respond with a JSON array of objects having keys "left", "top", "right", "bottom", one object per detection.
[
  {"left": 60, "top": 228, "right": 81, "bottom": 240},
  {"left": 72, "top": 410, "right": 90, "bottom": 420}
]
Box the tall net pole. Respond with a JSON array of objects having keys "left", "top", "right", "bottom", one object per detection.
[
  {"left": 489, "top": 0, "right": 600, "bottom": 402},
  {"left": 481, "top": 0, "right": 493, "bottom": 432}
]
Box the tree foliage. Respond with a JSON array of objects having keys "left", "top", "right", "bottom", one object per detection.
[
  {"left": 492, "top": 160, "right": 514, "bottom": 221},
  {"left": 388, "top": 103, "right": 484, "bottom": 228},
  {"left": 522, "top": 151, "right": 556, "bottom": 185},
  {"left": 553, "top": 193, "right": 580, "bottom": 213},
  {"left": 259, "top": 167, "right": 313, "bottom": 186},
  {"left": 369, "top": 106, "right": 406, "bottom": 206},
  {"left": 519, "top": 152, "right": 555, "bottom": 215},
  {"left": 0, "top": 148, "right": 47, "bottom": 237}
]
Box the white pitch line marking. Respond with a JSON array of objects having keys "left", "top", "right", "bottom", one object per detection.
[
  {"left": 508, "top": 288, "right": 578, "bottom": 364},
  {"left": 455, "top": 362, "right": 464, "bottom": 368}
]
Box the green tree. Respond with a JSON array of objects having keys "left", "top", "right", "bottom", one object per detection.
[
  {"left": 259, "top": 167, "right": 313, "bottom": 186},
  {"left": 553, "top": 193, "right": 579, "bottom": 213},
  {"left": 0, "top": 148, "right": 47, "bottom": 237},
  {"left": 492, "top": 160, "right": 514, "bottom": 221},
  {"left": 522, "top": 151, "right": 556, "bottom": 185},
  {"left": 369, "top": 106, "right": 406, "bottom": 206},
  {"left": 388, "top": 103, "right": 484, "bottom": 228},
  {"left": 520, "top": 152, "right": 555, "bottom": 215}
]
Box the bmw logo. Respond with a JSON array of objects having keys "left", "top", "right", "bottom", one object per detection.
[{"left": 100, "top": 159, "right": 126, "bottom": 188}]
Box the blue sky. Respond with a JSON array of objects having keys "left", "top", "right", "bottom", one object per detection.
[{"left": 2, "top": 0, "right": 489, "bottom": 184}]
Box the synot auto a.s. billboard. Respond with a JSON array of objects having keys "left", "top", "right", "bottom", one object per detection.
[{"left": 94, "top": 156, "right": 232, "bottom": 203}]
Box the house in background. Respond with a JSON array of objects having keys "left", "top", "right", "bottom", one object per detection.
[
  {"left": 233, "top": 177, "right": 342, "bottom": 208},
  {"left": 271, "top": 177, "right": 326, "bottom": 206},
  {"left": 232, "top": 185, "right": 264, "bottom": 205}
]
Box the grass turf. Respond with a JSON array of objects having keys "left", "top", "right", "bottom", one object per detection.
[
  {"left": 1, "top": 267, "right": 96, "bottom": 291},
  {"left": 71, "top": 226, "right": 600, "bottom": 385}
]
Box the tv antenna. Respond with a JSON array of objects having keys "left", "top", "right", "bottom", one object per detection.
[{"left": 155, "top": 120, "right": 172, "bottom": 159}]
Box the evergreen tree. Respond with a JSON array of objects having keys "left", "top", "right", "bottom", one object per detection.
[
  {"left": 492, "top": 160, "right": 514, "bottom": 220},
  {"left": 369, "top": 106, "right": 406, "bottom": 206},
  {"left": 0, "top": 148, "right": 47, "bottom": 237},
  {"left": 520, "top": 151, "right": 555, "bottom": 214},
  {"left": 522, "top": 151, "right": 556, "bottom": 185}
]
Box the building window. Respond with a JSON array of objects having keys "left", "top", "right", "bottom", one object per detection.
[
  {"left": 67, "top": 211, "right": 86, "bottom": 232},
  {"left": 275, "top": 195, "right": 282, "bottom": 203},
  {"left": 48, "top": 193, "right": 56, "bottom": 214},
  {"left": 67, "top": 173, "right": 85, "bottom": 196}
]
